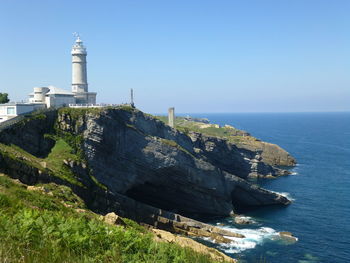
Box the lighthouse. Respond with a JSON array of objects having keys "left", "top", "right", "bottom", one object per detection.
[
  {"left": 71, "top": 34, "right": 88, "bottom": 93},
  {"left": 71, "top": 34, "right": 96, "bottom": 104}
]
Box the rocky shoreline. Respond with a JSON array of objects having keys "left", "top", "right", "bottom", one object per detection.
[{"left": 0, "top": 107, "right": 297, "bottom": 260}]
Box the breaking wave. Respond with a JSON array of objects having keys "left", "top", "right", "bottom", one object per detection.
[
  {"left": 272, "top": 191, "right": 296, "bottom": 201},
  {"left": 214, "top": 226, "right": 280, "bottom": 254}
]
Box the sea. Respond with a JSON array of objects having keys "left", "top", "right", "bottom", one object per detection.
[{"left": 182, "top": 112, "right": 350, "bottom": 263}]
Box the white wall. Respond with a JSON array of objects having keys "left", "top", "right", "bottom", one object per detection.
[
  {"left": 0, "top": 103, "right": 46, "bottom": 123},
  {"left": 46, "top": 95, "right": 75, "bottom": 108},
  {"left": 16, "top": 104, "right": 35, "bottom": 115}
]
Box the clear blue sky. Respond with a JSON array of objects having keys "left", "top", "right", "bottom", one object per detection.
[{"left": 0, "top": 0, "right": 349, "bottom": 113}]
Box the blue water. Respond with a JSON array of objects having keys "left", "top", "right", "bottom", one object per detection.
[{"left": 186, "top": 113, "right": 350, "bottom": 263}]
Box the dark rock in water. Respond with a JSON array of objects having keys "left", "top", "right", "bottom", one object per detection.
[
  {"left": 278, "top": 231, "right": 298, "bottom": 243},
  {"left": 234, "top": 215, "right": 255, "bottom": 225}
]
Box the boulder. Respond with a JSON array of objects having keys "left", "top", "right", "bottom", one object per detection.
[
  {"left": 234, "top": 216, "right": 255, "bottom": 225},
  {"left": 279, "top": 231, "right": 298, "bottom": 243},
  {"left": 103, "top": 212, "right": 126, "bottom": 226},
  {"left": 151, "top": 228, "right": 236, "bottom": 263}
]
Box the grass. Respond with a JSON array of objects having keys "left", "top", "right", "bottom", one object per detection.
[
  {"left": 46, "top": 136, "right": 107, "bottom": 190},
  {"left": 0, "top": 107, "right": 230, "bottom": 262},
  {"left": 0, "top": 143, "right": 44, "bottom": 171},
  {"left": 159, "top": 138, "right": 194, "bottom": 157},
  {"left": 44, "top": 138, "right": 84, "bottom": 187},
  {"left": 156, "top": 116, "right": 256, "bottom": 144},
  {"left": 0, "top": 174, "right": 226, "bottom": 263},
  {"left": 117, "top": 105, "right": 135, "bottom": 112},
  {"left": 58, "top": 105, "right": 135, "bottom": 122},
  {"left": 58, "top": 107, "right": 103, "bottom": 120},
  {"left": 90, "top": 175, "right": 108, "bottom": 191},
  {"left": 0, "top": 138, "right": 83, "bottom": 187},
  {"left": 0, "top": 108, "right": 244, "bottom": 262}
]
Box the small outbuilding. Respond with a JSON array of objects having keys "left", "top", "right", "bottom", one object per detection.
[{"left": 0, "top": 102, "right": 45, "bottom": 123}]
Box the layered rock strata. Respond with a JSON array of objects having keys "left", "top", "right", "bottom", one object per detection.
[
  {"left": 0, "top": 108, "right": 293, "bottom": 218},
  {"left": 54, "top": 108, "right": 291, "bottom": 217},
  {"left": 0, "top": 107, "right": 298, "bottom": 260}
]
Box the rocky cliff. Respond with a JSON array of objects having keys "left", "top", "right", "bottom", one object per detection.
[
  {"left": 0, "top": 107, "right": 293, "bottom": 219},
  {"left": 55, "top": 107, "right": 291, "bottom": 217},
  {"left": 0, "top": 107, "right": 297, "bottom": 258},
  {"left": 156, "top": 115, "right": 296, "bottom": 175}
]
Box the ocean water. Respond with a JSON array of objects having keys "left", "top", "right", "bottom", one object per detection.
[{"left": 185, "top": 112, "right": 350, "bottom": 263}]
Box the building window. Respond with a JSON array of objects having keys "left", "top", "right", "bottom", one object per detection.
[{"left": 7, "top": 107, "right": 15, "bottom": 115}]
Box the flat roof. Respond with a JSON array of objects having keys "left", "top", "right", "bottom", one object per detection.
[
  {"left": 46, "top": 86, "right": 74, "bottom": 95},
  {"left": 0, "top": 102, "right": 46, "bottom": 106}
]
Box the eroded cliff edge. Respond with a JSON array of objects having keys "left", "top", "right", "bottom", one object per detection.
[
  {"left": 156, "top": 115, "right": 296, "bottom": 175},
  {"left": 0, "top": 107, "right": 298, "bottom": 260},
  {"left": 56, "top": 107, "right": 293, "bottom": 215},
  {"left": 0, "top": 108, "right": 294, "bottom": 216}
]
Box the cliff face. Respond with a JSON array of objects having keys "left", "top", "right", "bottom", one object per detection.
[
  {"left": 54, "top": 107, "right": 290, "bottom": 217},
  {"left": 234, "top": 140, "right": 296, "bottom": 167},
  {"left": 0, "top": 107, "right": 298, "bottom": 260},
  {"left": 0, "top": 107, "right": 293, "bottom": 219},
  {"left": 188, "top": 131, "right": 285, "bottom": 179},
  {"left": 0, "top": 111, "right": 57, "bottom": 157},
  {"left": 156, "top": 115, "right": 296, "bottom": 170}
]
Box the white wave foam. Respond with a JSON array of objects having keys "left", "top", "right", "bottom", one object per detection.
[
  {"left": 209, "top": 226, "right": 280, "bottom": 254},
  {"left": 271, "top": 190, "right": 295, "bottom": 201}
]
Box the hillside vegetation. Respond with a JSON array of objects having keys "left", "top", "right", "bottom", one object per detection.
[
  {"left": 155, "top": 116, "right": 251, "bottom": 144},
  {"left": 156, "top": 115, "right": 296, "bottom": 167},
  {"left": 0, "top": 173, "right": 226, "bottom": 263},
  {"left": 0, "top": 107, "right": 296, "bottom": 262},
  {"left": 0, "top": 108, "right": 232, "bottom": 262}
]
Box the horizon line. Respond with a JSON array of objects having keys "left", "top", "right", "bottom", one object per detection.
[{"left": 152, "top": 110, "right": 350, "bottom": 115}]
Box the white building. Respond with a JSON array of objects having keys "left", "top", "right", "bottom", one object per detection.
[
  {"left": 0, "top": 102, "right": 45, "bottom": 123},
  {"left": 0, "top": 35, "right": 98, "bottom": 123},
  {"left": 26, "top": 35, "right": 97, "bottom": 108},
  {"left": 28, "top": 86, "right": 75, "bottom": 108}
]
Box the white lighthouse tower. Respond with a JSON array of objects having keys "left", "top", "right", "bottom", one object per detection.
[{"left": 71, "top": 33, "right": 96, "bottom": 104}]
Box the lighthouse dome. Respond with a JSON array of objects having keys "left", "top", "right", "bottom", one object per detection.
[{"left": 71, "top": 35, "right": 87, "bottom": 55}]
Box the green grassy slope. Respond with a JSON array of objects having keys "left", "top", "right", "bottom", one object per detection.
[
  {"left": 0, "top": 108, "right": 237, "bottom": 262},
  {"left": 0, "top": 173, "right": 225, "bottom": 263},
  {"left": 156, "top": 116, "right": 255, "bottom": 144}
]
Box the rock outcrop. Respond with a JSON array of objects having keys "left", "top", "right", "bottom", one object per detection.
[
  {"left": 159, "top": 115, "right": 296, "bottom": 169},
  {"left": 0, "top": 107, "right": 297, "bottom": 261},
  {"left": 0, "top": 107, "right": 292, "bottom": 218},
  {"left": 235, "top": 140, "right": 296, "bottom": 167},
  {"left": 233, "top": 215, "right": 255, "bottom": 225},
  {"left": 188, "top": 131, "right": 285, "bottom": 179},
  {"left": 103, "top": 212, "right": 126, "bottom": 226},
  {"left": 54, "top": 107, "right": 291, "bottom": 218},
  {"left": 0, "top": 110, "right": 57, "bottom": 157},
  {"left": 152, "top": 228, "right": 236, "bottom": 263}
]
